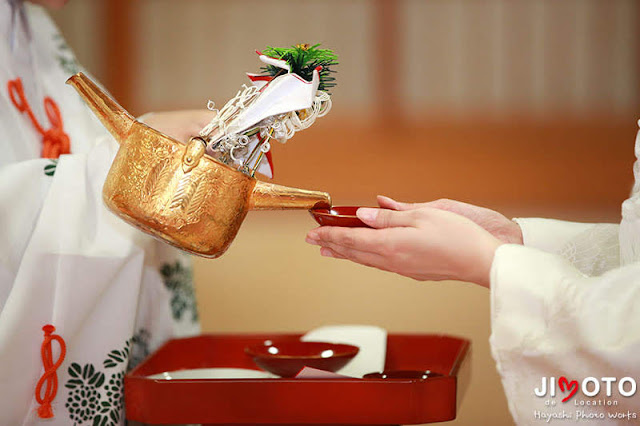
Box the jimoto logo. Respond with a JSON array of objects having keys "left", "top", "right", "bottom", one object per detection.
[
  {"left": 532, "top": 376, "right": 638, "bottom": 422},
  {"left": 535, "top": 376, "right": 637, "bottom": 402}
]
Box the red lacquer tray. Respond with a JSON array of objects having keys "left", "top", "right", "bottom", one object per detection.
[{"left": 125, "top": 333, "right": 471, "bottom": 425}]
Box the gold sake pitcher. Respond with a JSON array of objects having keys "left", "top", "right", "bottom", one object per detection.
[{"left": 67, "top": 72, "right": 331, "bottom": 258}]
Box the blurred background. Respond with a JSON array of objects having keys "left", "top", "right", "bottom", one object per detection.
[{"left": 52, "top": 1, "right": 639, "bottom": 425}]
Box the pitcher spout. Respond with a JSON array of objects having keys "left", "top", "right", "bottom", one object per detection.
[
  {"left": 66, "top": 72, "right": 135, "bottom": 144},
  {"left": 250, "top": 180, "right": 331, "bottom": 210}
]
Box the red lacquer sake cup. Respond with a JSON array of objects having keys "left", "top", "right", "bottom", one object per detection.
[
  {"left": 245, "top": 341, "right": 359, "bottom": 378},
  {"left": 309, "top": 206, "right": 371, "bottom": 228}
]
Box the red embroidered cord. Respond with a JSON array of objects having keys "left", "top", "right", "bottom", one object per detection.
[
  {"left": 7, "top": 78, "right": 71, "bottom": 159},
  {"left": 34, "top": 324, "right": 66, "bottom": 419}
]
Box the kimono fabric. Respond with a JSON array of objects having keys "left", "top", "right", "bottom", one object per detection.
[
  {"left": 490, "top": 122, "right": 640, "bottom": 424},
  {"left": 0, "top": 2, "right": 200, "bottom": 425}
]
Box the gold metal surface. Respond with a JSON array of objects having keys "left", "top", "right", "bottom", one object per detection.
[
  {"left": 250, "top": 181, "right": 331, "bottom": 210},
  {"left": 181, "top": 137, "right": 207, "bottom": 173},
  {"left": 66, "top": 72, "right": 331, "bottom": 258}
]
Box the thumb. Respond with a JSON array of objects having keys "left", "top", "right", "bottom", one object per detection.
[{"left": 356, "top": 207, "right": 418, "bottom": 229}]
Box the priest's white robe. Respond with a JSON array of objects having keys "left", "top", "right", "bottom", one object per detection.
[
  {"left": 0, "top": 2, "right": 200, "bottom": 425},
  {"left": 490, "top": 122, "right": 640, "bottom": 424}
]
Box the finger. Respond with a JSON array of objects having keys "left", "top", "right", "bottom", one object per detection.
[
  {"left": 305, "top": 235, "right": 320, "bottom": 246},
  {"left": 420, "top": 198, "right": 468, "bottom": 213},
  {"left": 377, "top": 195, "right": 426, "bottom": 211},
  {"left": 356, "top": 207, "right": 419, "bottom": 229},
  {"left": 307, "top": 226, "right": 384, "bottom": 253},
  {"left": 379, "top": 196, "right": 472, "bottom": 216},
  {"left": 319, "top": 247, "right": 346, "bottom": 259},
  {"left": 320, "top": 242, "right": 389, "bottom": 269},
  {"left": 376, "top": 195, "right": 401, "bottom": 210}
]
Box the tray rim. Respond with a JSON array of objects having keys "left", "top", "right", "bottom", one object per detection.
[
  {"left": 125, "top": 332, "right": 471, "bottom": 425},
  {"left": 128, "top": 332, "right": 470, "bottom": 382}
]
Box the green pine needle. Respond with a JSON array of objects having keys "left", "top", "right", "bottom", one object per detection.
[{"left": 259, "top": 44, "right": 338, "bottom": 93}]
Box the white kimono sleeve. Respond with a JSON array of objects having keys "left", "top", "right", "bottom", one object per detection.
[
  {"left": 515, "top": 218, "right": 604, "bottom": 253},
  {"left": 514, "top": 218, "right": 620, "bottom": 276},
  {"left": 490, "top": 244, "right": 640, "bottom": 424}
]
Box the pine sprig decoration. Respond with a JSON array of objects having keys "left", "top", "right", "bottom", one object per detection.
[{"left": 260, "top": 43, "right": 338, "bottom": 93}]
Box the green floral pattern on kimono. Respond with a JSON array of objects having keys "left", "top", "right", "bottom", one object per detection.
[
  {"left": 44, "top": 159, "right": 57, "bottom": 176},
  {"left": 160, "top": 261, "right": 199, "bottom": 323},
  {"left": 53, "top": 33, "right": 80, "bottom": 75},
  {"left": 127, "top": 328, "right": 151, "bottom": 371},
  {"left": 63, "top": 328, "right": 154, "bottom": 425},
  {"left": 65, "top": 341, "right": 131, "bottom": 426}
]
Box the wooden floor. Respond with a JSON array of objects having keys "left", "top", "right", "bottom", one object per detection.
[{"left": 268, "top": 115, "right": 637, "bottom": 222}]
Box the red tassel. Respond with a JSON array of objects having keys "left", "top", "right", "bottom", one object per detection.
[
  {"left": 7, "top": 78, "right": 71, "bottom": 159},
  {"left": 37, "top": 403, "right": 54, "bottom": 419},
  {"left": 35, "top": 324, "right": 66, "bottom": 419}
]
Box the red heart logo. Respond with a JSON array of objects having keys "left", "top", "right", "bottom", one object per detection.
[{"left": 559, "top": 376, "right": 579, "bottom": 402}]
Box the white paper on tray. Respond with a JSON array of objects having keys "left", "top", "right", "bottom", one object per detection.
[
  {"left": 301, "top": 325, "right": 387, "bottom": 378},
  {"left": 295, "top": 366, "right": 351, "bottom": 379},
  {"left": 147, "top": 368, "right": 275, "bottom": 380}
]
